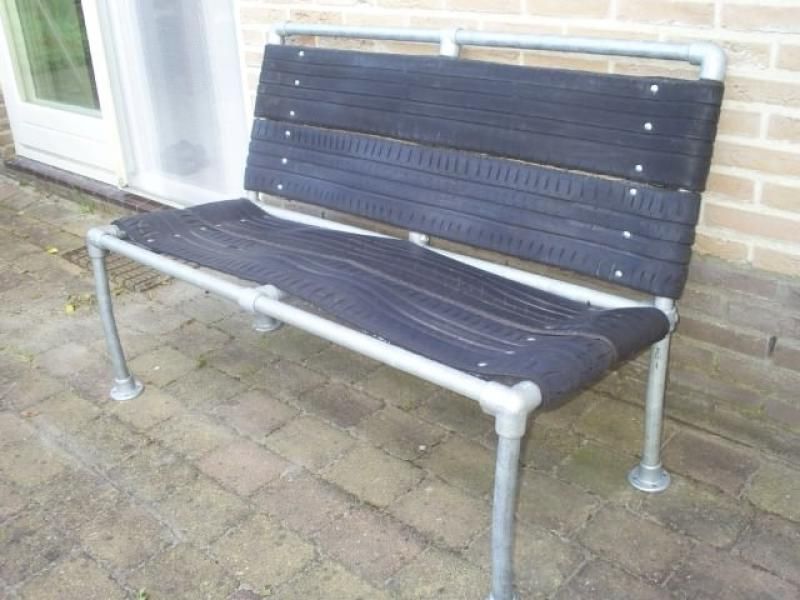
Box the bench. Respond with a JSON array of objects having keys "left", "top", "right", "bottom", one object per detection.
[{"left": 86, "top": 24, "right": 726, "bottom": 600}]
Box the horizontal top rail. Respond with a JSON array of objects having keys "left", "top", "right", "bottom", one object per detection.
[{"left": 267, "top": 23, "right": 726, "bottom": 82}]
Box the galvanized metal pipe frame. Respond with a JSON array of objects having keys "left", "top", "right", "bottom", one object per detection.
[{"left": 267, "top": 23, "right": 727, "bottom": 81}]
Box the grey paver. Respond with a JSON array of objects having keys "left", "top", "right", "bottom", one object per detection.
[
  {"left": 517, "top": 470, "right": 598, "bottom": 535},
  {"left": 554, "top": 560, "right": 671, "bottom": 600},
  {"left": 165, "top": 366, "right": 248, "bottom": 411},
  {"left": 18, "top": 555, "right": 126, "bottom": 600},
  {"left": 212, "top": 389, "right": 298, "bottom": 439},
  {"left": 667, "top": 545, "right": 799, "bottom": 599},
  {"left": 556, "top": 442, "right": 637, "bottom": 499},
  {"left": 254, "top": 468, "right": 355, "bottom": 535},
  {"left": 578, "top": 506, "right": 690, "bottom": 584},
  {"left": 250, "top": 358, "right": 326, "bottom": 400},
  {"left": 664, "top": 428, "right": 760, "bottom": 495},
  {"left": 390, "top": 479, "right": 489, "bottom": 548},
  {"left": 316, "top": 506, "right": 425, "bottom": 585},
  {"left": 0, "top": 439, "right": 70, "bottom": 487},
  {"left": 735, "top": 513, "right": 800, "bottom": 585},
  {"left": 128, "top": 544, "right": 237, "bottom": 600},
  {"left": 198, "top": 439, "right": 291, "bottom": 496},
  {"left": 212, "top": 514, "right": 315, "bottom": 591},
  {"left": 356, "top": 405, "right": 446, "bottom": 461},
  {"left": 359, "top": 365, "right": 439, "bottom": 411},
  {"left": 746, "top": 462, "right": 800, "bottom": 522},
  {"left": 265, "top": 416, "right": 356, "bottom": 471},
  {"left": 417, "top": 435, "right": 495, "bottom": 498},
  {"left": 150, "top": 412, "right": 237, "bottom": 460},
  {"left": 0, "top": 506, "right": 71, "bottom": 585},
  {"left": 389, "top": 547, "right": 487, "bottom": 599},
  {"left": 640, "top": 475, "right": 753, "bottom": 548},
  {"left": 129, "top": 345, "right": 197, "bottom": 387},
  {"left": 322, "top": 443, "right": 423, "bottom": 507},
  {"left": 295, "top": 381, "right": 383, "bottom": 428},
  {"left": 277, "top": 560, "right": 391, "bottom": 600},
  {"left": 468, "top": 522, "right": 584, "bottom": 597}
]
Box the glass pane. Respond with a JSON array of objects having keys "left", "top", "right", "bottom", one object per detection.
[{"left": 5, "top": 0, "right": 99, "bottom": 110}]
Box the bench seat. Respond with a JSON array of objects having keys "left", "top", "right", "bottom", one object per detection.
[{"left": 115, "top": 198, "right": 669, "bottom": 407}]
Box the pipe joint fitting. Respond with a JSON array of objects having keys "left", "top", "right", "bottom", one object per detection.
[{"left": 478, "top": 381, "right": 542, "bottom": 438}]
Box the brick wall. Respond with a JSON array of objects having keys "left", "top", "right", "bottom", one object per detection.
[{"left": 236, "top": 1, "right": 800, "bottom": 434}]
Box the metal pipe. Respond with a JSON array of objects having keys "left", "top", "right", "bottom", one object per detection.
[
  {"left": 270, "top": 23, "right": 726, "bottom": 81},
  {"left": 257, "top": 202, "right": 648, "bottom": 311},
  {"left": 87, "top": 243, "right": 143, "bottom": 401},
  {"left": 628, "top": 296, "right": 673, "bottom": 493},
  {"left": 489, "top": 435, "right": 522, "bottom": 600},
  {"left": 89, "top": 229, "right": 515, "bottom": 407}
]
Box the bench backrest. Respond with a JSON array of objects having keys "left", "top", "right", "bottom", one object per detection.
[{"left": 244, "top": 44, "right": 724, "bottom": 298}]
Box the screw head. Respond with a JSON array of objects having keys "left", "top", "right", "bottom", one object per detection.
[
  {"left": 629, "top": 188, "right": 638, "bottom": 197},
  {"left": 623, "top": 230, "right": 632, "bottom": 239},
  {"left": 650, "top": 84, "right": 659, "bottom": 94},
  {"left": 281, "top": 157, "right": 288, "bottom": 165},
  {"left": 294, "top": 79, "right": 300, "bottom": 86},
  {"left": 277, "top": 183, "right": 284, "bottom": 191},
  {"left": 614, "top": 269, "right": 624, "bottom": 278},
  {"left": 635, "top": 164, "right": 644, "bottom": 173},
  {"left": 285, "top": 130, "right": 291, "bottom": 137},
  {"left": 644, "top": 122, "right": 653, "bottom": 131},
  {"left": 289, "top": 110, "right": 295, "bottom": 117},
  {"left": 298, "top": 50, "right": 305, "bottom": 57}
]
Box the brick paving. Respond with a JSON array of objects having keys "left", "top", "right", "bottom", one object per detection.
[{"left": 0, "top": 174, "right": 798, "bottom": 599}]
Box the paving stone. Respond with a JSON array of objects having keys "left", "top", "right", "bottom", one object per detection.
[
  {"left": 554, "top": 560, "right": 671, "bottom": 600},
  {"left": 79, "top": 499, "right": 172, "bottom": 569},
  {"left": 517, "top": 470, "right": 598, "bottom": 535},
  {"left": 556, "top": 443, "right": 640, "bottom": 500},
  {"left": 148, "top": 279, "right": 207, "bottom": 306},
  {"left": 254, "top": 468, "right": 355, "bottom": 535},
  {"left": 213, "top": 389, "right": 298, "bottom": 440},
  {"left": 0, "top": 480, "right": 26, "bottom": 520},
  {"left": 18, "top": 555, "right": 126, "bottom": 600},
  {"left": 0, "top": 506, "right": 71, "bottom": 585},
  {"left": 317, "top": 506, "right": 425, "bottom": 585},
  {"left": 735, "top": 513, "right": 800, "bottom": 585},
  {"left": 390, "top": 479, "right": 489, "bottom": 548},
  {"left": 198, "top": 439, "right": 291, "bottom": 496},
  {"left": 0, "top": 412, "right": 36, "bottom": 446},
  {"left": 130, "top": 346, "right": 197, "bottom": 387},
  {"left": 69, "top": 415, "right": 148, "bottom": 469},
  {"left": 110, "top": 387, "right": 182, "bottom": 430},
  {"left": 389, "top": 547, "right": 487, "bottom": 599},
  {"left": 667, "top": 545, "right": 799, "bottom": 599},
  {"left": 203, "top": 340, "right": 278, "bottom": 380},
  {"left": 578, "top": 506, "right": 690, "bottom": 584},
  {"left": 27, "top": 391, "right": 101, "bottom": 435},
  {"left": 277, "top": 560, "right": 391, "bottom": 600},
  {"left": 640, "top": 475, "right": 752, "bottom": 548},
  {"left": 520, "top": 423, "right": 583, "bottom": 471},
  {"left": 166, "top": 366, "right": 248, "bottom": 412},
  {"left": 117, "top": 302, "right": 190, "bottom": 336},
  {"left": 746, "top": 462, "right": 800, "bottom": 523},
  {"left": 109, "top": 443, "right": 200, "bottom": 502},
  {"left": 664, "top": 429, "right": 760, "bottom": 496},
  {"left": 37, "top": 472, "right": 122, "bottom": 533},
  {"left": 150, "top": 412, "right": 237, "bottom": 460},
  {"left": 0, "top": 440, "right": 70, "bottom": 487},
  {"left": 169, "top": 320, "right": 232, "bottom": 360},
  {"left": 176, "top": 293, "right": 238, "bottom": 324},
  {"left": 295, "top": 381, "right": 383, "bottom": 428},
  {"left": 250, "top": 358, "right": 327, "bottom": 401},
  {"left": 265, "top": 416, "right": 356, "bottom": 471},
  {"left": 575, "top": 397, "right": 675, "bottom": 456},
  {"left": 531, "top": 390, "right": 596, "bottom": 430},
  {"left": 468, "top": 521, "right": 584, "bottom": 597},
  {"left": 322, "top": 444, "right": 423, "bottom": 507},
  {"left": 33, "top": 341, "right": 92, "bottom": 377},
  {"left": 414, "top": 390, "right": 494, "bottom": 439},
  {"left": 157, "top": 476, "right": 249, "bottom": 545},
  {"left": 306, "top": 345, "right": 382, "bottom": 384},
  {"left": 212, "top": 514, "right": 315, "bottom": 592},
  {"left": 359, "top": 366, "right": 439, "bottom": 411},
  {"left": 128, "top": 544, "right": 237, "bottom": 600},
  {"left": 356, "top": 405, "right": 446, "bottom": 460},
  {"left": 257, "top": 326, "right": 331, "bottom": 361},
  {"left": 417, "top": 435, "right": 495, "bottom": 498}
]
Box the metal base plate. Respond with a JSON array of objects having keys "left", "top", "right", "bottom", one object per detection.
[
  {"left": 110, "top": 377, "right": 144, "bottom": 402},
  {"left": 253, "top": 316, "right": 283, "bottom": 333},
  {"left": 628, "top": 464, "right": 671, "bottom": 493}
]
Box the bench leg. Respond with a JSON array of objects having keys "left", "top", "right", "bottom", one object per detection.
[
  {"left": 87, "top": 241, "right": 144, "bottom": 402},
  {"left": 628, "top": 333, "right": 671, "bottom": 492},
  {"left": 488, "top": 432, "right": 522, "bottom": 600}
]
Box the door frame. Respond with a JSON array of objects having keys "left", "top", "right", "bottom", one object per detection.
[{"left": 0, "top": 0, "right": 126, "bottom": 185}]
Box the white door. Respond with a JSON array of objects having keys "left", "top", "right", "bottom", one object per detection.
[
  {"left": 98, "top": 0, "right": 249, "bottom": 206},
  {"left": 0, "top": 0, "right": 123, "bottom": 184}
]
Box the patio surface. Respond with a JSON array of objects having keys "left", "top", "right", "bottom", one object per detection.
[{"left": 0, "top": 173, "right": 798, "bottom": 600}]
